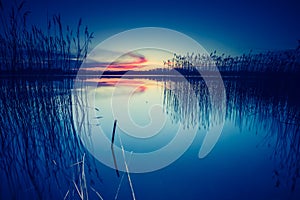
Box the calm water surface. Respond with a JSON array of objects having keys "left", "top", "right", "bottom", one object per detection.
[{"left": 0, "top": 76, "right": 299, "bottom": 199}]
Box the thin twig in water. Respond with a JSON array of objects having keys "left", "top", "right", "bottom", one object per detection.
[
  {"left": 63, "top": 190, "right": 70, "bottom": 200},
  {"left": 73, "top": 180, "right": 83, "bottom": 200},
  {"left": 114, "top": 172, "right": 126, "bottom": 200},
  {"left": 52, "top": 160, "right": 57, "bottom": 165},
  {"left": 81, "top": 153, "right": 88, "bottom": 200},
  {"left": 111, "top": 120, "right": 117, "bottom": 147},
  {"left": 90, "top": 186, "right": 104, "bottom": 200},
  {"left": 114, "top": 151, "right": 133, "bottom": 200},
  {"left": 111, "top": 120, "right": 120, "bottom": 177},
  {"left": 111, "top": 145, "right": 120, "bottom": 177},
  {"left": 70, "top": 160, "right": 83, "bottom": 167},
  {"left": 118, "top": 134, "right": 136, "bottom": 200}
]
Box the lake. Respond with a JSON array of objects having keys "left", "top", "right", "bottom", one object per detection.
[{"left": 0, "top": 75, "right": 299, "bottom": 199}]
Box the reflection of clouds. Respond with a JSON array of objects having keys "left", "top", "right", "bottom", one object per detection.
[
  {"left": 97, "top": 78, "right": 144, "bottom": 87},
  {"left": 96, "top": 78, "right": 148, "bottom": 94},
  {"left": 134, "top": 85, "right": 147, "bottom": 93}
]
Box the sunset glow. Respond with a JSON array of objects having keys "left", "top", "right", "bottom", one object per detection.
[
  {"left": 108, "top": 52, "right": 147, "bottom": 69},
  {"left": 83, "top": 48, "right": 173, "bottom": 72}
]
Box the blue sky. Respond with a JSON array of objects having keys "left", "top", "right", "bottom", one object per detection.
[{"left": 17, "top": 0, "right": 300, "bottom": 55}]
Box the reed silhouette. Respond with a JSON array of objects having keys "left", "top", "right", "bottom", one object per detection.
[
  {"left": 162, "top": 44, "right": 300, "bottom": 75},
  {"left": 0, "top": 0, "right": 93, "bottom": 74},
  {"left": 0, "top": 0, "right": 299, "bottom": 198}
]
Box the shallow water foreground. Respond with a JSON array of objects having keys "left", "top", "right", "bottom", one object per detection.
[{"left": 0, "top": 75, "right": 300, "bottom": 199}]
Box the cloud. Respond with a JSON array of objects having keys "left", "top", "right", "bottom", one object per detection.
[
  {"left": 108, "top": 52, "right": 147, "bottom": 70},
  {"left": 83, "top": 52, "right": 148, "bottom": 71}
]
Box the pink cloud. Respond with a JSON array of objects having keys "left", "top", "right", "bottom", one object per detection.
[{"left": 107, "top": 52, "right": 148, "bottom": 71}]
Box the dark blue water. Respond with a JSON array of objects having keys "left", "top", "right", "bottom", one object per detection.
[{"left": 0, "top": 76, "right": 299, "bottom": 199}]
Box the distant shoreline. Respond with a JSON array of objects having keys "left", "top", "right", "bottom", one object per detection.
[{"left": 1, "top": 70, "right": 299, "bottom": 80}]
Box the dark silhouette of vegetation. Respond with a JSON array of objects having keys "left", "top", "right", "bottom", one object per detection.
[
  {"left": 1, "top": 0, "right": 299, "bottom": 198},
  {"left": 0, "top": 77, "right": 102, "bottom": 199},
  {"left": 0, "top": 0, "right": 93, "bottom": 74},
  {"left": 163, "top": 43, "right": 300, "bottom": 75}
]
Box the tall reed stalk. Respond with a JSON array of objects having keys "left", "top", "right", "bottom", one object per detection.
[{"left": 0, "top": 0, "right": 93, "bottom": 73}]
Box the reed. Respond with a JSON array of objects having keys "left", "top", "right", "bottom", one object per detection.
[
  {"left": 163, "top": 42, "right": 300, "bottom": 74},
  {"left": 0, "top": 0, "right": 93, "bottom": 73}
]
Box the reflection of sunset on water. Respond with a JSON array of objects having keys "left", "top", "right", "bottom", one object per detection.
[
  {"left": 84, "top": 78, "right": 163, "bottom": 96},
  {"left": 97, "top": 78, "right": 145, "bottom": 87},
  {"left": 97, "top": 78, "right": 149, "bottom": 94}
]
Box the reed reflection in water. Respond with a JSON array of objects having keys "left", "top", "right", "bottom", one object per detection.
[
  {"left": 0, "top": 75, "right": 300, "bottom": 199},
  {"left": 162, "top": 77, "right": 226, "bottom": 130},
  {"left": 0, "top": 78, "right": 101, "bottom": 199},
  {"left": 158, "top": 76, "right": 300, "bottom": 191}
]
